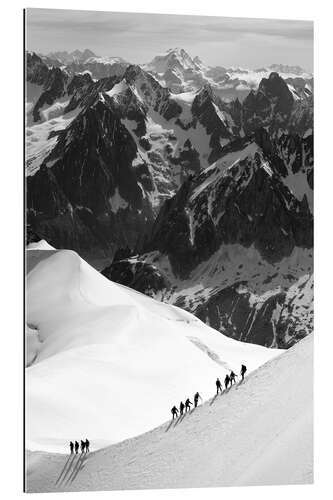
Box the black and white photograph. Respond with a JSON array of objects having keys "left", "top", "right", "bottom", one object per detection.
[{"left": 24, "top": 6, "right": 314, "bottom": 493}]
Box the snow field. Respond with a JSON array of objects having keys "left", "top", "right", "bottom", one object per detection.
[
  {"left": 26, "top": 248, "right": 281, "bottom": 453},
  {"left": 26, "top": 334, "right": 312, "bottom": 492}
]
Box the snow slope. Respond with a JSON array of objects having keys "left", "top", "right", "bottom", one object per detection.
[
  {"left": 26, "top": 105, "right": 81, "bottom": 176},
  {"left": 26, "top": 248, "right": 281, "bottom": 453},
  {"left": 27, "top": 239, "right": 56, "bottom": 251},
  {"left": 26, "top": 334, "right": 312, "bottom": 492}
]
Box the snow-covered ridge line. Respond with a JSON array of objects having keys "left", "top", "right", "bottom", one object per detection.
[{"left": 26, "top": 247, "right": 281, "bottom": 453}]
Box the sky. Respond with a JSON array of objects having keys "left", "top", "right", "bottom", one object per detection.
[{"left": 26, "top": 9, "right": 313, "bottom": 71}]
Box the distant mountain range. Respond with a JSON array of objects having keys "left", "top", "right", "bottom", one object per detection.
[
  {"left": 46, "top": 48, "right": 97, "bottom": 64},
  {"left": 25, "top": 47, "right": 313, "bottom": 348},
  {"left": 37, "top": 47, "right": 313, "bottom": 101}
]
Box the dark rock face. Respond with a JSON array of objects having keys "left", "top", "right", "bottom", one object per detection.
[
  {"left": 26, "top": 56, "right": 314, "bottom": 348},
  {"left": 196, "top": 284, "right": 286, "bottom": 346},
  {"left": 32, "top": 67, "right": 69, "bottom": 122},
  {"left": 104, "top": 130, "right": 313, "bottom": 348},
  {"left": 191, "top": 85, "right": 234, "bottom": 163},
  {"left": 26, "top": 223, "right": 43, "bottom": 245},
  {"left": 146, "top": 143, "right": 313, "bottom": 278},
  {"left": 195, "top": 279, "right": 313, "bottom": 349},
  {"left": 102, "top": 260, "right": 171, "bottom": 297},
  {"left": 26, "top": 52, "right": 70, "bottom": 123},
  {"left": 26, "top": 52, "right": 49, "bottom": 85},
  {"left": 242, "top": 72, "right": 304, "bottom": 135},
  {"left": 67, "top": 72, "right": 94, "bottom": 95},
  {"left": 27, "top": 97, "right": 156, "bottom": 258},
  {"left": 123, "top": 65, "right": 183, "bottom": 121},
  {"left": 26, "top": 58, "right": 243, "bottom": 262}
]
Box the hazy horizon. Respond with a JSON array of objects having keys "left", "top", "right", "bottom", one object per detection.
[{"left": 26, "top": 8, "right": 313, "bottom": 71}]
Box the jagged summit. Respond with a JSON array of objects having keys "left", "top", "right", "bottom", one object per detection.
[
  {"left": 193, "top": 55, "right": 204, "bottom": 66},
  {"left": 47, "top": 48, "right": 97, "bottom": 64},
  {"left": 146, "top": 47, "right": 197, "bottom": 74},
  {"left": 25, "top": 48, "right": 313, "bottom": 348},
  {"left": 31, "top": 46, "right": 313, "bottom": 100}
]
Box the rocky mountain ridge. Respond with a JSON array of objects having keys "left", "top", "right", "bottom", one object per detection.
[
  {"left": 35, "top": 47, "right": 313, "bottom": 100},
  {"left": 25, "top": 49, "right": 314, "bottom": 347}
]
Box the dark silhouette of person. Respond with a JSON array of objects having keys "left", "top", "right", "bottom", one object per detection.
[
  {"left": 224, "top": 374, "right": 230, "bottom": 390},
  {"left": 171, "top": 405, "right": 179, "bottom": 420},
  {"left": 179, "top": 401, "right": 185, "bottom": 416},
  {"left": 185, "top": 398, "right": 192, "bottom": 412},
  {"left": 194, "top": 392, "right": 202, "bottom": 407},
  {"left": 74, "top": 441, "right": 79, "bottom": 454},
  {"left": 216, "top": 378, "right": 222, "bottom": 394},
  {"left": 85, "top": 439, "right": 90, "bottom": 453},
  {"left": 69, "top": 441, "right": 74, "bottom": 454},
  {"left": 230, "top": 371, "right": 237, "bottom": 385},
  {"left": 241, "top": 364, "right": 247, "bottom": 381},
  {"left": 80, "top": 440, "right": 85, "bottom": 453}
]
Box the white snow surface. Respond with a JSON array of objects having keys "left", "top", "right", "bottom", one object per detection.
[
  {"left": 85, "top": 56, "right": 127, "bottom": 65},
  {"left": 191, "top": 141, "right": 260, "bottom": 201},
  {"left": 26, "top": 105, "right": 81, "bottom": 176},
  {"left": 26, "top": 249, "right": 281, "bottom": 454},
  {"left": 105, "top": 79, "right": 129, "bottom": 99},
  {"left": 26, "top": 334, "right": 312, "bottom": 492},
  {"left": 27, "top": 240, "right": 56, "bottom": 251}
]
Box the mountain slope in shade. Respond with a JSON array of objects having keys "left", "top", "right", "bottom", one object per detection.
[
  {"left": 26, "top": 54, "right": 239, "bottom": 261},
  {"left": 103, "top": 137, "right": 313, "bottom": 348},
  {"left": 26, "top": 334, "right": 312, "bottom": 492},
  {"left": 25, "top": 51, "right": 313, "bottom": 348},
  {"left": 26, "top": 248, "right": 280, "bottom": 453}
]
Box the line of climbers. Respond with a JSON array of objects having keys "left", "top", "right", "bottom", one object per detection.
[
  {"left": 171, "top": 365, "right": 247, "bottom": 420},
  {"left": 69, "top": 439, "right": 90, "bottom": 454},
  {"left": 171, "top": 391, "right": 203, "bottom": 419}
]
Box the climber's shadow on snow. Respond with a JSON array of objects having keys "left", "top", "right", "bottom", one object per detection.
[
  {"left": 55, "top": 454, "right": 75, "bottom": 486},
  {"left": 61, "top": 455, "right": 77, "bottom": 485},
  {"left": 209, "top": 394, "right": 218, "bottom": 406},
  {"left": 55, "top": 454, "right": 89, "bottom": 486},
  {"left": 67, "top": 454, "right": 89, "bottom": 484},
  {"left": 165, "top": 420, "right": 174, "bottom": 432},
  {"left": 174, "top": 414, "right": 186, "bottom": 426},
  {"left": 165, "top": 413, "right": 187, "bottom": 432}
]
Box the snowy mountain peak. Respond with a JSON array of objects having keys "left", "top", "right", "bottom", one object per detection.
[
  {"left": 146, "top": 47, "right": 197, "bottom": 74},
  {"left": 196, "top": 83, "right": 214, "bottom": 101},
  {"left": 47, "top": 48, "right": 97, "bottom": 64},
  {"left": 193, "top": 55, "right": 205, "bottom": 69},
  {"left": 84, "top": 55, "right": 128, "bottom": 65}
]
